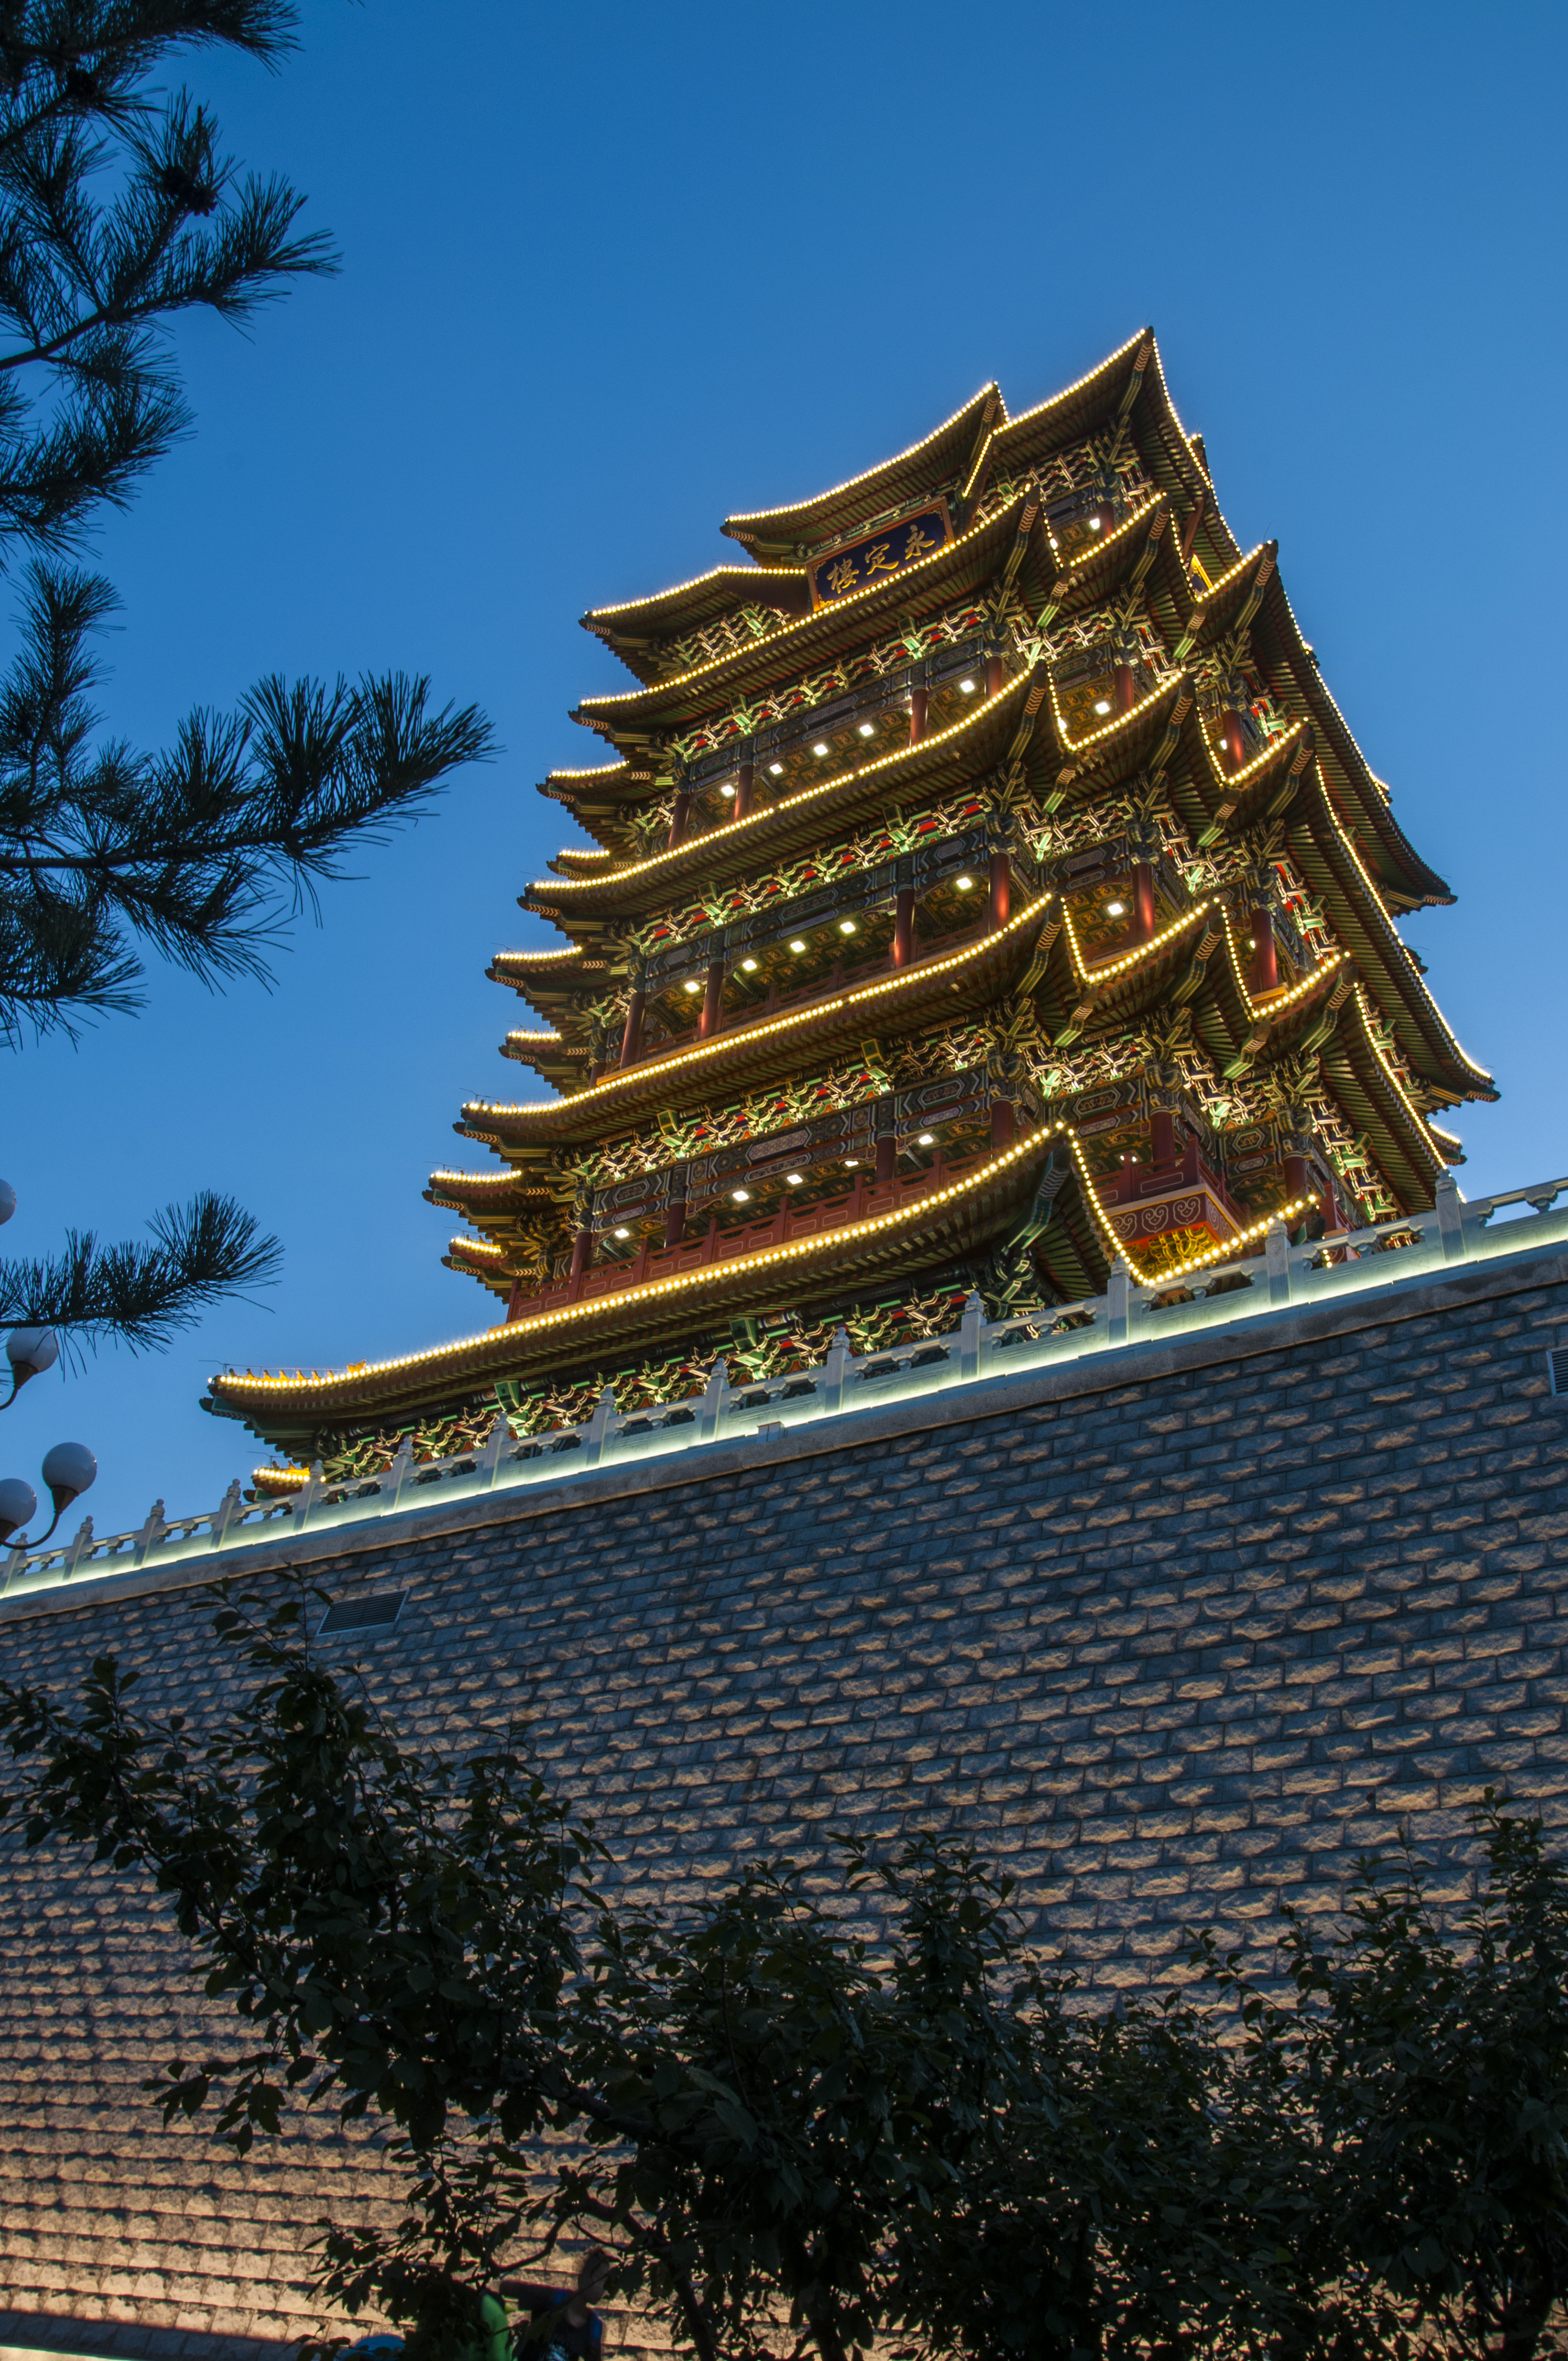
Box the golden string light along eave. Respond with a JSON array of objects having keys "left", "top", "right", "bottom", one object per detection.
[
  {"left": 1187, "top": 539, "right": 1272, "bottom": 610},
  {"left": 722, "top": 381, "right": 1004, "bottom": 535},
  {"left": 524, "top": 670, "right": 1033, "bottom": 899},
  {"left": 1322, "top": 798, "right": 1494, "bottom": 1085},
  {"left": 464, "top": 893, "right": 1054, "bottom": 1123},
  {"left": 577, "top": 487, "right": 1032, "bottom": 712},
  {"left": 216, "top": 1130, "right": 1059, "bottom": 1400},
  {"left": 1139, "top": 1196, "right": 1321, "bottom": 1287},
  {"left": 990, "top": 325, "right": 1151, "bottom": 441},
  {"left": 1199, "top": 715, "right": 1307, "bottom": 794},
  {"left": 1215, "top": 910, "right": 1348, "bottom": 1023},
  {"left": 1052, "top": 488, "right": 1167, "bottom": 586},
  {"left": 1062, "top": 897, "right": 1213, "bottom": 988},
  {"left": 1351, "top": 986, "right": 1454, "bottom": 1165},
  {"left": 586, "top": 563, "right": 807, "bottom": 624},
  {"left": 1050, "top": 668, "right": 1183, "bottom": 764}
]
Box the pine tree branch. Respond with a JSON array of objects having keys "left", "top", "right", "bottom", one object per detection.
[
  {"left": 0, "top": 564, "right": 498, "bottom": 1033},
  {"left": 0, "top": 1189, "right": 281, "bottom": 1350}
]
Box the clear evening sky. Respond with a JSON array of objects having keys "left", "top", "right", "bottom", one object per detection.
[{"left": 4, "top": 0, "right": 1563, "bottom": 1537}]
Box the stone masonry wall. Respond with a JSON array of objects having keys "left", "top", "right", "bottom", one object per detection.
[{"left": 4, "top": 1242, "right": 1568, "bottom": 2361}]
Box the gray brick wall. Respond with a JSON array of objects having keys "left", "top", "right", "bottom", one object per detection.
[{"left": 5, "top": 1244, "right": 1568, "bottom": 2358}]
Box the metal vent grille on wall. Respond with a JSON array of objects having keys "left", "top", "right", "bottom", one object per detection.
[
  {"left": 318, "top": 1590, "right": 406, "bottom": 1635},
  {"left": 1548, "top": 1350, "right": 1568, "bottom": 1399}
]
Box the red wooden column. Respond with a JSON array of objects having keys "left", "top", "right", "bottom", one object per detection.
[
  {"left": 1217, "top": 710, "right": 1248, "bottom": 772},
  {"left": 732, "top": 760, "right": 754, "bottom": 822},
  {"left": 662, "top": 1183, "right": 687, "bottom": 1250},
  {"left": 619, "top": 965, "right": 646, "bottom": 1065},
  {"left": 1133, "top": 862, "right": 1157, "bottom": 941},
  {"left": 1151, "top": 1107, "right": 1176, "bottom": 1167},
  {"left": 990, "top": 1097, "right": 1016, "bottom": 1151},
  {"left": 667, "top": 788, "right": 692, "bottom": 851},
  {"left": 908, "top": 687, "right": 928, "bottom": 743},
  {"left": 568, "top": 1221, "right": 594, "bottom": 1288},
  {"left": 1115, "top": 659, "right": 1137, "bottom": 712},
  {"left": 892, "top": 886, "right": 916, "bottom": 966},
  {"left": 699, "top": 955, "right": 725, "bottom": 1038},
  {"left": 986, "top": 652, "right": 1006, "bottom": 698},
  {"left": 1249, "top": 907, "right": 1278, "bottom": 995},
  {"left": 988, "top": 848, "right": 1011, "bottom": 930}
]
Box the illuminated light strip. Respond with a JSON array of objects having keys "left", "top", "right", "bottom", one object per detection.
[
  {"left": 556, "top": 847, "right": 614, "bottom": 861},
  {"left": 1061, "top": 898, "right": 1213, "bottom": 987},
  {"left": 1051, "top": 671, "right": 1180, "bottom": 762},
  {"left": 543, "top": 760, "right": 634, "bottom": 781},
  {"left": 504, "top": 1031, "right": 562, "bottom": 1045},
  {"left": 525, "top": 671, "right": 1033, "bottom": 896},
  {"left": 464, "top": 894, "right": 1056, "bottom": 1123},
  {"left": 989, "top": 326, "right": 1150, "bottom": 439},
  {"left": 428, "top": 1169, "right": 526, "bottom": 1187},
  {"left": 492, "top": 948, "right": 587, "bottom": 967},
  {"left": 1200, "top": 715, "right": 1306, "bottom": 793},
  {"left": 1038, "top": 488, "right": 1167, "bottom": 584},
  {"left": 212, "top": 1132, "right": 1058, "bottom": 1399},
  {"left": 1188, "top": 540, "right": 1272, "bottom": 608},
  {"left": 1261, "top": 565, "right": 1397, "bottom": 807},
  {"left": 959, "top": 426, "right": 998, "bottom": 503},
  {"left": 450, "top": 1237, "right": 507, "bottom": 1261},
  {"left": 1352, "top": 985, "right": 1450, "bottom": 1168},
  {"left": 587, "top": 563, "right": 807, "bottom": 623},
  {"left": 578, "top": 488, "right": 1031, "bottom": 711},
  {"left": 1321, "top": 793, "right": 1494, "bottom": 1085},
  {"left": 1216, "top": 909, "right": 1348, "bottom": 1021},
  {"left": 723, "top": 382, "right": 1003, "bottom": 534},
  {"left": 1138, "top": 1196, "right": 1321, "bottom": 1287}
]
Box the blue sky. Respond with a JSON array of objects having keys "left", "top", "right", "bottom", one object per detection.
[{"left": 3, "top": 0, "right": 1564, "bottom": 1538}]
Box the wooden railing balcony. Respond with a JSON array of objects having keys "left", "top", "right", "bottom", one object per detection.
[{"left": 505, "top": 1147, "right": 993, "bottom": 1326}]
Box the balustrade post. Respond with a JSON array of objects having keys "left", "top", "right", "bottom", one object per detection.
[
  {"left": 1265, "top": 1215, "right": 1292, "bottom": 1305},
  {"left": 210, "top": 1481, "right": 242, "bottom": 1549},
  {"left": 293, "top": 1462, "right": 324, "bottom": 1534},
  {"left": 1107, "top": 1259, "right": 1131, "bottom": 1346},
  {"left": 698, "top": 1358, "right": 731, "bottom": 1441},
  {"left": 822, "top": 1326, "right": 851, "bottom": 1413},
  {"left": 131, "top": 1498, "right": 167, "bottom": 1568},
  {"left": 1434, "top": 1171, "right": 1467, "bottom": 1264},
  {"left": 386, "top": 1436, "right": 416, "bottom": 1512},
  {"left": 64, "top": 1516, "right": 94, "bottom": 1576},
  {"left": 960, "top": 1291, "right": 984, "bottom": 1381},
  {"left": 583, "top": 1385, "right": 617, "bottom": 1468},
  {"left": 481, "top": 1414, "right": 511, "bottom": 1488}
]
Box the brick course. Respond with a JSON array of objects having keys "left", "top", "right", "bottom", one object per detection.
[{"left": 5, "top": 1243, "right": 1568, "bottom": 2357}]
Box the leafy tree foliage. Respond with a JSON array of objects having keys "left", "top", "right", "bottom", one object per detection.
[{"left": 20, "top": 1593, "right": 1568, "bottom": 2361}]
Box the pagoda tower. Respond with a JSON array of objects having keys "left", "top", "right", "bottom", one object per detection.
[{"left": 209, "top": 331, "right": 1495, "bottom": 1479}]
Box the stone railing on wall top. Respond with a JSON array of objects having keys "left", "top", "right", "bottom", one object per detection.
[{"left": 5, "top": 1171, "right": 1566, "bottom": 1608}]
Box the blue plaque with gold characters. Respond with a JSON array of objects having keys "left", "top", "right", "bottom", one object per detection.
[{"left": 808, "top": 503, "right": 952, "bottom": 609}]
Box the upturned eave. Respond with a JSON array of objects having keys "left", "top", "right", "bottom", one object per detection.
[{"left": 721, "top": 383, "right": 1004, "bottom": 559}]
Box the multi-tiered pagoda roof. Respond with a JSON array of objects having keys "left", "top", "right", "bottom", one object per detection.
[{"left": 208, "top": 330, "right": 1493, "bottom": 1478}]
